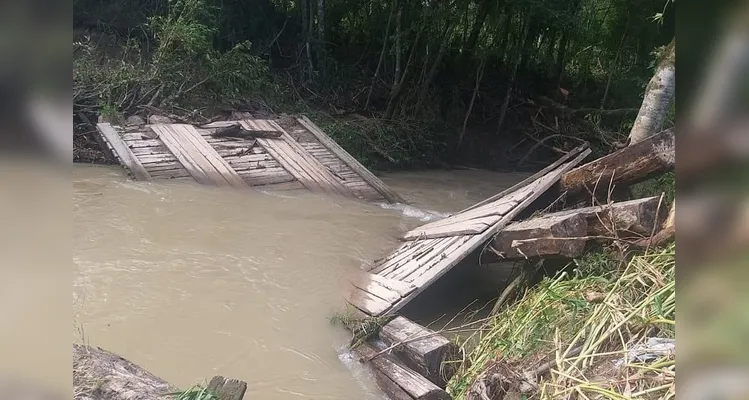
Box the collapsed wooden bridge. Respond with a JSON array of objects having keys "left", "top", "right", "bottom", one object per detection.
[
  {"left": 95, "top": 115, "right": 403, "bottom": 203},
  {"left": 345, "top": 145, "right": 591, "bottom": 317}
]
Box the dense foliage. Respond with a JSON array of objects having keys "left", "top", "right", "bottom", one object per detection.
[{"left": 73, "top": 0, "right": 674, "bottom": 168}]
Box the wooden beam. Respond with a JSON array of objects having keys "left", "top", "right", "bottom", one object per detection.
[
  {"left": 355, "top": 342, "right": 451, "bottom": 400},
  {"left": 96, "top": 123, "right": 152, "bottom": 181},
  {"left": 297, "top": 116, "right": 405, "bottom": 204},
  {"left": 560, "top": 129, "right": 674, "bottom": 200},
  {"left": 378, "top": 317, "right": 462, "bottom": 388},
  {"left": 489, "top": 213, "right": 589, "bottom": 260},
  {"left": 482, "top": 196, "right": 666, "bottom": 262},
  {"left": 207, "top": 376, "right": 247, "bottom": 400}
]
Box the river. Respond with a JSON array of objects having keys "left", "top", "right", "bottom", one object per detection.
[{"left": 73, "top": 164, "right": 528, "bottom": 399}]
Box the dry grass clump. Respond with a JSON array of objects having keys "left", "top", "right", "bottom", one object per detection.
[{"left": 448, "top": 245, "right": 675, "bottom": 400}]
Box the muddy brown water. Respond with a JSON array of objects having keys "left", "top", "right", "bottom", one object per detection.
[{"left": 73, "top": 165, "right": 529, "bottom": 399}]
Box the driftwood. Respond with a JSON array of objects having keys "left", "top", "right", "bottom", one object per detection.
[
  {"left": 559, "top": 129, "right": 674, "bottom": 200},
  {"left": 483, "top": 197, "right": 666, "bottom": 261},
  {"left": 355, "top": 342, "right": 451, "bottom": 400},
  {"left": 212, "top": 124, "right": 282, "bottom": 139},
  {"left": 378, "top": 317, "right": 462, "bottom": 388}
]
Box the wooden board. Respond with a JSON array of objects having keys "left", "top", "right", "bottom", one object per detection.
[
  {"left": 298, "top": 116, "right": 404, "bottom": 204},
  {"left": 96, "top": 123, "right": 151, "bottom": 181},
  {"left": 360, "top": 149, "right": 592, "bottom": 316},
  {"left": 243, "top": 120, "right": 353, "bottom": 197},
  {"left": 150, "top": 124, "right": 249, "bottom": 188}
]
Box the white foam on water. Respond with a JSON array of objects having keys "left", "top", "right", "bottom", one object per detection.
[{"left": 377, "top": 202, "right": 449, "bottom": 222}]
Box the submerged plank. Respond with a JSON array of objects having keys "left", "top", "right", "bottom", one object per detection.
[{"left": 96, "top": 123, "right": 151, "bottom": 181}]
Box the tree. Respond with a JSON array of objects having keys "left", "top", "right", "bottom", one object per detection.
[{"left": 628, "top": 38, "right": 675, "bottom": 144}]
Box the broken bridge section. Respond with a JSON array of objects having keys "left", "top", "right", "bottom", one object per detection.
[
  {"left": 346, "top": 145, "right": 592, "bottom": 317},
  {"left": 95, "top": 116, "right": 404, "bottom": 203}
]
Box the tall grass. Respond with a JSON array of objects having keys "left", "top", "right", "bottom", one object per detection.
[{"left": 448, "top": 245, "right": 675, "bottom": 400}]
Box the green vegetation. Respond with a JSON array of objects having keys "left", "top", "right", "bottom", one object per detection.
[
  {"left": 74, "top": 0, "right": 673, "bottom": 169},
  {"left": 168, "top": 384, "right": 218, "bottom": 400},
  {"left": 448, "top": 245, "right": 675, "bottom": 399},
  {"left": 329, "top": 306, "right": 395, "bottom": 348}
]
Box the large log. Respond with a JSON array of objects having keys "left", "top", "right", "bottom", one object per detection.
[
  {"left": 74, "top": 344, "right": 175, "bottom": 400},
  {"left": 355, "top": 342, "right": 451, "bottom": 400},
  {"left": 378, "top": 317, "right": 462, "bottom": 388},
  {"left": 483, "top": 197, "right": 666, "bottom": 261},
  {"left": 73, "top": 344, "right": 247, "bottom": 400},
  {"left": 559, "top": 129, "right": 674, "bottom": 200}
]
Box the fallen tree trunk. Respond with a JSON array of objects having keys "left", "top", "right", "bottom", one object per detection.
[
  {"left": 559, "top": 129, "right": 674, "bottom": 201},
  {"left": 74, "top": 344, "right": 175, "bottom": 400},
  {"left": 73, "top": 344, "right": 247, "bottom": 400},
  {"left": 483, "top": 196, "right": 666, "bottom": 261}
]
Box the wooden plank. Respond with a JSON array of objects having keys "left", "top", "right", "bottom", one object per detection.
[
  {"left": 150, "top": 124, "right": 216, "bottom": 186},
  {"left": 370, "top": 239, "right": 440, "bottom": 276},
  {"left": 96, "top": 123, "right": 152, "bottom": 181},
  {"left": 350, "top": 271, "right": 416, "bottom": 298},
  {"left": 356, "top": 343, "right": 451, "bottom": 400},
  {"left": 298, "top": 116, "right": 405, "bottom": 204},
  {"left": 379, "top": 317, "right": 462, "bottom": 388},
  {"left": 383, "top": 149, "right": 592, "bottom": 315},
  {"left": 372, "top": 370, "right": 414, "bottom": 400},
  {"left": 402, "top": 215, "right": 499, "bottom": 241},
  {"left": 174, "top": 124, "right": 249, "bottom": 188},
  {"left": 458, "top": 144, "right": 589, "bottom": 214},
  {"left": 345, "top": 285, "right": 392, "bottom": 316},
  {"left": 394, "top": 237, "right": 468, "bottom": 283},
  {"left": 272, "top": 121, "right": 353, "bottom": 197},
  {"left": 402, "top": 194, "right": 530, "bottom": 240},
  {"left": 380, "top": 237, "right": 458, "bottom": 280},
  {"left": 207, "top": 376, "right": 247, "bottom": 400},
  {"left": 258, "top": 180, "right": 306, "bottom": 191},
  {"left": 247, "top": 120, "right": 352, "bottom": 197}
]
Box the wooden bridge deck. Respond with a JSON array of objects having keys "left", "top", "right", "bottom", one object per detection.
[
  {"left": 96, "top": 116, "right": 403, "bottom": 203},
  {"left": 345, "top": 145, "right": 592, "bottom": 317}
]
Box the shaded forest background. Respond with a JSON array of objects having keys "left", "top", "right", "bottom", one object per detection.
[{"left": 73, "top": 0, "right": 675, "bottom": 170}]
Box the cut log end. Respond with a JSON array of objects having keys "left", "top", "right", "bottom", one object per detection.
[{"left": 207, "top": 376, "right": 247, "bottom": 400}]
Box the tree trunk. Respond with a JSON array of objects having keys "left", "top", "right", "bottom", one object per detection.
[
  {"left": 300, "top": 0, "right": 308, "bottom": 39},
  {"left": 365, "top": 1, "right": 396, "bottom": 109},
  {"left": 553, "top": 32, "right": 569, "bottom": 88},
  {"left": 600, "top": 17, "right": 629, "bottom": 109},
  {"left": 628, "top": 38, "right": 675, "bottom": 144},
  {"left": 417, "top": 23, "right": 452, "bottom": 109},
  {"left": 393, "top": 7, "right": 403, "bottom": 87},
  {"left": 306, "top": 0, "right": 315, "bottom": 71},
  {"left": 560, "top": 128, "right": 675, "bottom": 200},
  {"left": 462, "top": 0, "right": 491, "bottom": 57},
  {"left": 317, "top": 0, "right": 325, "bottom": 45},
  {"left": 458, "top": 59, "right": 485, "bottom": 146},
  {"left": 384, "top": 25, "right": 424, "bottom": 120},
  {"left": 496, "top": 16, "right": 531, "bottom": 134}
]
